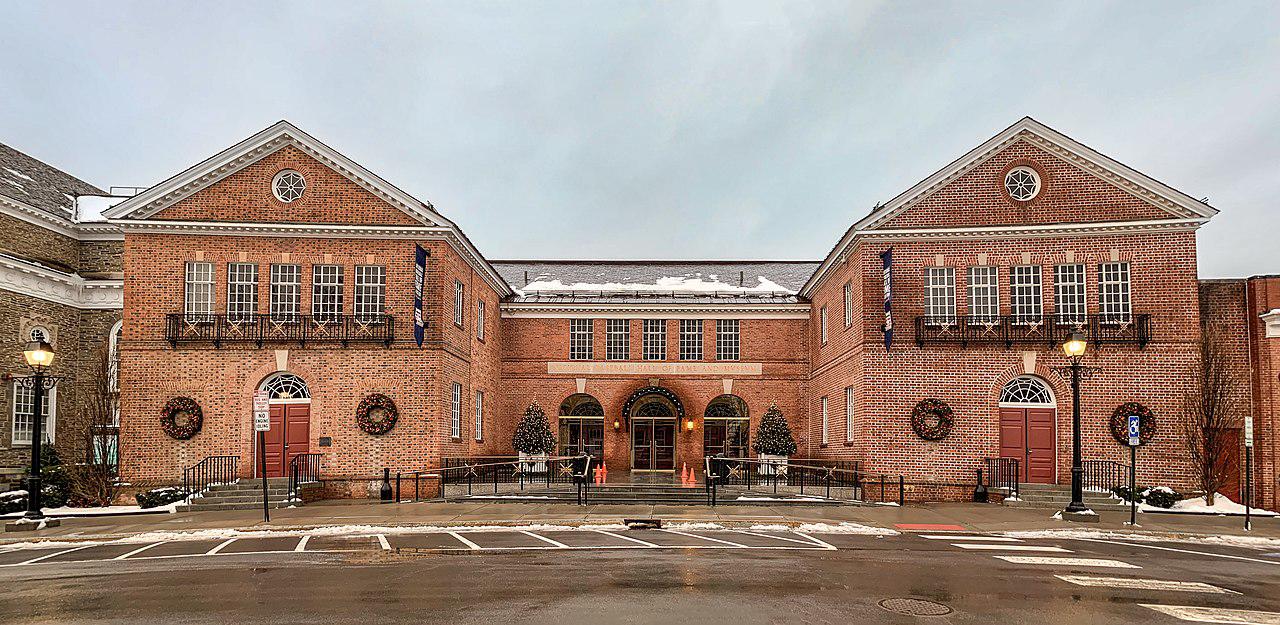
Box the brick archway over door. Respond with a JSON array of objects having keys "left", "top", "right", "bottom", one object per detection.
[
  {"left": 997, "top": 376, "right": 1057, "bottom": 484},
  {"left": 258, "top": 373, "right": 312, "bottom": 479}
]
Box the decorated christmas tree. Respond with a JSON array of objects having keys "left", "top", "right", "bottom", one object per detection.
[
  {"left": 752, "top": 403, "right": 797, "bottom": 456},
  {"left": 512, "top": 402, "right": 557, "bottom": 455}
]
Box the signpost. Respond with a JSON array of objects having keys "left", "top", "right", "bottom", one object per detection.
[
  {"left": 1244, "top": 416, "right": 1254, "bottom": 531},
  {"left": 253, "top": 390, "right": 271, "bottom": 523},
  {"left": 1127, "top": 414, "right": 1141, "bottom": 526}
]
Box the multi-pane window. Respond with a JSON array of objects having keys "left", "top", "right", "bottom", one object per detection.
[
  {"left": 453, "top": 281, "right": 465, "bottom": 327},
  {"left": 450, "top": 382, "right": 462, "bottom": 439},
  {"left": 474, "top": 390, "right": 484, "bottom": 441},
  {"left": 923, "top": 267, "right": 956, "bottom": 323},
  {"left": 820, "top": 306, "right": 828, "bottom": 344},
  {"left": 353, "top": 265, "right": 386, "bottom": 322},
  {"left": 269, "top": 264, "right": 301, "bottom": 321},
  {"left": 312, "top": 265, "right": 344, "bottom": 321},
  {"left": 1099, "top": 262, "right": 1132, "bottom": 323},
  {"left": 967, "top": 266, "right": 999, "bottom": 323},
  {"left": 820, "top": 396, "right": 829, "bottom": 445},
  {"left": 1054, "top": 264, "right": 1087, "bottom": 323},
  {"left": 843, "top": 281, "right": 853, "bottom": 328},
  {"left": 679, "top": 320, "right": 703, "bottom": 360},
  {"left": 606, "top": 319, "right": 630, "bottom": 360},
  {"left": 1010, "top": 266, "right": 1043, "bottom": 323},
  {"left": 11, "top": 382, "right": 54, "bottom": 445},
  {"left": 643, "top": 320, "right": 666, "bottom": 360},
  {"left": 716, "top": 319, "right": 740, "bottom": 361},
  {"left": 477, "top": 300, "right": 486, "bottom": 340},
  {"left": 845, "top": 386, "right": 855, "bottom": 443},
  {"left": 184, "top": 261, "right": 214, "bottom": 321},
  {"left": 570, "top": 319, "right": 593, "bottom": 360},
  {"left": 226, "top": 263, "right": 258, "bottom": 322}
]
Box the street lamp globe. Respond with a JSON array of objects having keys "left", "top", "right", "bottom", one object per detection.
[
  {"left": 1061, "top": 333, "right": 1088, "bottom": 359},
  {"left": 23, "top": 339, "right": 55, "bottom": 370}
]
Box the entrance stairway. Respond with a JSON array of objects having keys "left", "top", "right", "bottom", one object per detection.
[
  {"left": 175, "top": 478, "right": 303, "bottom": 512},
  {"left": 450, "top": 483, "right": 847, "bottom": 506},
  {"left": 1001, "top": 483, "right": 1130, "bottom": 511}
]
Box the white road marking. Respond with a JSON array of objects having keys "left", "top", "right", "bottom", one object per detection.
[
  {"left": 659, "top": 529, "right": 750, "bottom": 548},
  {"left": 734, "top": 530, "right": 836, "bottom": 549},
  {"left": 954, "top": 544, "right": 1071, "bottom": 553},
  {"left": 19, "top": 545, "right": 93, "bottom": 565},
  {"left": 205, "top": 539, "right": 235, "bottom": 555},
  {"left": 925, "top": 535, "right": 1021, "bottom": 542},
  {"left": 294, "top": 536, "right": 310, "bottom": 552},
  {"left": 994, "top": 556, "right": 1141, "bottom": 569},
  {"left": 376, "top": 534, "right": 391, "bottom": 550},
  {"left": 1071, "top": 538, "right": 1280, "bottom": 567},
  {"left": 1056, "top": 575, "right": 1239, "bottom": 594},
  {"left": 1141, "top": 604, "right": 1280, "bottom": 624},
  {"left": 447, "top": 531, "right": 482, "bottom": 550},
  {"left": 521, "top": 531, "right": 570, "bottom": 548},
  {"left": 794, "top": 532, "right": 839, "bottom": 550},
  {"left": 591, "top": 529, "right": 660, "bottom": 548},
  {"left": 114, "top": 542, "right": 164, "bottom": 560}
]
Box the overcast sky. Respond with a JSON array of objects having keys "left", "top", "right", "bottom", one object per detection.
[{"left": 1, "top": 2, "right": 1276, "bottom": 277}]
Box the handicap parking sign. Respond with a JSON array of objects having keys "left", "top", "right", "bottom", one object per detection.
[{"left": 1127, "top": 414, "right": 1141, "bottom": 446}]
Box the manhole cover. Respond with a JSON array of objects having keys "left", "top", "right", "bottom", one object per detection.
[{"left": 877, "top": 598, "right": 953, "bottom": 617}]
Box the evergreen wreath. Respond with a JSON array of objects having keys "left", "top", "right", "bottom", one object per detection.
[
  {"left": 512, "top": 403, "right": 557, "bottom": 455},
  {"left": 160, "top": 397, "right": 203, "bottom": 440},
  {"left": 910, "top": 398, "right": 953, "bottom": 441},
  {"left": 751, "top": 403, "right": 798, "bottom": 456},
  {"left": 356, "top": 393, "right": 398, "bottom": 435},
  {"left": 1109, "top": 402, "right": 1155, "bottom": 445}
]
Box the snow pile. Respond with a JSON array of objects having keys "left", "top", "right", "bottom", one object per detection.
[
  {"left": 999, "top": 528, "right": 1280, "bottom": 549},
  {"left": 74, "top": 195, "right": 129, "bottom": 223},
  {"left": 794, "top": 522, "right": 898, "bottom": 535},
  {"left": 665, "top": 522, "right": 725, "bottom": 531},
  {"left": 519, "top": 275, "right": 794, "bottom": 296},
  {"left": 1139, "top": 492, "right": 1277, "bottom": 517},
  {"left": 3, "top": 167, "right": 32, "bottom": 181}
]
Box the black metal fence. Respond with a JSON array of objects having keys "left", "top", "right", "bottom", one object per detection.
[
  {"left": 983, "top": 457, "right": 1021, "bottom": 500},
  {"left": 182, "top": 455, "right": 238, "bottom": 498},
  {"left": 437, "top": 455, "right": 594, "bottom": 503},
  {"left": 165, "top": 313, "right": 394, "bottom": 348},
  {"left": 704, "top": 456, "right": 903, "bottom": 505},
  {"left": 1082, "top": 459, "right": 1130, "bottom": 493},
  {"left": 288, "top": 453, "right": 323, "bottom": 500}
]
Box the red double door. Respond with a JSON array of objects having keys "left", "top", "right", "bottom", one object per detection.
[
  {"left": 261, "top": 404, "right": 310, "bottom": 478},
  {"left": 999, "top": 407, "right": 1056, "bottom": 484}
]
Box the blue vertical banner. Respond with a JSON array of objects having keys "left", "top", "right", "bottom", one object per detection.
[
  {"left": 413, "top": 244, "right": 426, "bottom": 347},
  {"left": 881, "top": 248, "right": 893, "bottom": 351}
]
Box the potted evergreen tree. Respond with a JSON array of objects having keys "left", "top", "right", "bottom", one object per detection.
[
  {"left": 512, "top": 402, "right": 557, "bottom": 474},
  {"left": 751, "top": 403, "right": 797, "bottom": 476}
]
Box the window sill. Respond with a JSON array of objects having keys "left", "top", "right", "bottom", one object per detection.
[
  {"left": 819, "top": 443, "right": 829, "bottom": 449},
  {"left": 843, "top": 441, "right": 855, "bottom": 447}
]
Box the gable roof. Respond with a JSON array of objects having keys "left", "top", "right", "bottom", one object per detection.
[
  {"left": 494, "top": 260, "right": 819, "bottom": 304},
  {"left": 800, "top": 116, "right": 1219, "bottom": 296},
  {"left": 0, "top": 142, "right": 105, "bottom": 219}
]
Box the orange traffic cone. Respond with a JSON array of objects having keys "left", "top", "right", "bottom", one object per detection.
[
  {"left": 681, "top": 463, "right": 690, "bottom": 487},
  {"left": 601, "top": 462, "right": 608, "bottom": 483}
]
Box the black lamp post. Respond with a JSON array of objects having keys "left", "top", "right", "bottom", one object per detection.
[
  {"left": 21, "top": 339, "right": 56, "bottom": 522},
  {"left": 1060, "top": 332, "right": 1089, "bottom": 514}
]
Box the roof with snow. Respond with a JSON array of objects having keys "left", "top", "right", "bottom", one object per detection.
[
  {"left": 493, "top": 260, "right": 821, "bottom": 303},
  {"left": 0, "top": 142, "right": 105, "bottom": 219}
]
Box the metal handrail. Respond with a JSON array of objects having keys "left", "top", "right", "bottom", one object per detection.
[
  {"left": 984, "top": 457, "right": 1020, "bottom": 500},
  {"left": 705, "top": 456, "right": 892, "bottom": 505},
  {"left": 288, "top": 453, "right": 323, "bottom": 501},
  {"left": 1082, "top": 459, "right": 1130, "bottom": 493},
  {"left": 182, "top": 455, "right": 238, "bottom": 499},
  {"left": 914, "top": 313, "right": 1152, "bottom": 349},
  {"left": 165, "top": 313, "right": 394, "bottom": 348}
]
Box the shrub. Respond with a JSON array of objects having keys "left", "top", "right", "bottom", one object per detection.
[
  {"left": 1143, "top": 486, "right": 1180, "bottom": 509},
  {"left": 135, "top": 487, "right": 186, "bottom": 509},
  {"left": 0, "top": 490, "right": 26, "bottom": 514},
  {"left": 1111, "top": 485, "right": 1148, "bottom": 503}
]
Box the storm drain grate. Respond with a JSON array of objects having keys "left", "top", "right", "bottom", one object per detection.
[{"left": 877, "top": 598, "right": 953, "bottom": 617}]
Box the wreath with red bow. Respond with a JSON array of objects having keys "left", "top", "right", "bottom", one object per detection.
[
  {"left": 160, "top": 397, "right": 203, "bottom": 440},
  {"left": 356, "top": 393, "right": 398, "bottom": 435},
  {"left": 1109, "top": 402, "right": 1155, "bottom": 445},
  {"left": 911, "top": 398, "right": 954, "bottom": 441}
]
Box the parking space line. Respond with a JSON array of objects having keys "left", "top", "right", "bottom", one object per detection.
[
  {"left": 294, "top": 536, "right": 310, "bottom": 552},
  {"left": 659, "top": 530, "right": 749, "bottom": 548},
  {"left": 205, "top": 539, "right": 235, "bottom": 555},
  {"left": 114, "top": 542, "right": 164, "bottom": 560},
  {"left": 520, "top": 531, "right": 570, "bottom": 548},
  {"left": 794, "top": 532, "right": 839, "bottom": 550},
  {"left": 447, "top": 531, "right": 482, "bottom": 550},
  {"left": 925, "top": 535, "right": 1020, "bottom": 542},
  {"left": 1071, "top": 538, "right": 1280, "bottom": 566},
  {"left": 994, "top": 556, "right": 1140, "bottom": 569},
  {"left": 20, "top": 545, "right": 93, "bottom": 565},
  {"left": 734, "top": 530, "right": 832, "bottom": 548},
  {"left": 1056, "top": 576, "right": 1239, "bottom": 594},
  {"left": 954, "top": 544, "right": 1071, "bottom": 553},
  {"left": 1140, "top": 604, "right": 1280, "bottom": 624},
  {"left": 376, "top": 535, "right": 391, "bottom": 550},
  {"left": 591, "top": 529, "right": 660, "bottom": 548}
]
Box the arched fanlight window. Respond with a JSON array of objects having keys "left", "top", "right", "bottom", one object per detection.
[
  {"left": 260, "top": 372, "right": 310, "bottom": 400},
  {"left": 704, "top": 395, "right": 748, "bottom": 419},
  {"left": 999, "top": 376, "right": 1054, "bottom": 406},
  {"left": 559, "top": 393, "right": 603, "bottom": 417}
]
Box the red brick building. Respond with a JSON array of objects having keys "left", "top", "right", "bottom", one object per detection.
[{"left": 101, "top": 118, "right": 1273, "bottom": 504}]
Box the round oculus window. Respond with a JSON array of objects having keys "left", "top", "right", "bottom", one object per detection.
[
  {"left": 272, "top": 170, "right": 306, "bottom": 203},
  {"left": 1004, "top": 166, "right": 1041, "bottom": 202}
]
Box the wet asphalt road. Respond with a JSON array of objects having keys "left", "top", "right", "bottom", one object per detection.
[{"left": 1, "top": 529, "right": 1277, "bottom": 624}]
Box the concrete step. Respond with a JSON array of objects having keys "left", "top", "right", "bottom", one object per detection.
[
  {"left": 177, "top": 501, "right": 299, "bottom": 512},
  {"left": 1003, "top": 499, "right": 1131, "bottom": 511},
  {"left": 190, "top": 494, "right": 296, "bottom": 505}
]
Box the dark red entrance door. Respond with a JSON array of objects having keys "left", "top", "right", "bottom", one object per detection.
[
  {"left": 262, "top": 404, "right": 310, "bottom": 478},
  {"left": 999, "top": 407, "right": 1056, "bottom": 484}
]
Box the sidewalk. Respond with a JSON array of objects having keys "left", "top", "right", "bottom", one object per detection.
[{"left": 4, "top": 500, "right": 1277, "bottom": 544}]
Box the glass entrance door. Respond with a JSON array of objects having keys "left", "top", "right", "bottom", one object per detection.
[{"left": 632, "top": 419, "right": 676, "bottom": 470}]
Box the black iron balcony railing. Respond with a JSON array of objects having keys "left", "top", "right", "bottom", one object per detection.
[
  {"left": 914, "top": 313, "right": 1151, "bottom": 349},
  {"left": 165, "top": 313, "right": 394, "bottom": 348}
]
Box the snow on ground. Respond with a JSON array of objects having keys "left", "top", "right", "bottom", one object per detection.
[
  {"left": 999, "top": 528, "right": 1280, "bottom": 549},
  {"left": 794, "top": 522, "right": 898, "bottom": 535},
  {"left": 519, "top": 275, "right": 794, "bottom": 295},
  {"left": 0, "top": 501, "right": 180, "bottom": 520},
  {"left": 1139, "top": 492, "right": 1277, "bottom": 517},
  {"left": 734, "top": 496, "right": 830, "bottom": 502}
]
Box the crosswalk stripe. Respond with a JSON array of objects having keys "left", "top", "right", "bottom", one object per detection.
[
  {"left": 1056, "top": 576, "right": 1239, "bottom": 594},
  {"left": 205, "top": 539, "right": 235, "bottom": 555},
  {"left": 734, "top": 530, "right": 835, "bottom": 548},
  {"left": 19, "top": 545, "right": 92, "bottom": 565},
  {"left": 114, "top": 542, "right": 164, "bottom": 560},
  {"left": 589, "top": 529, "right": 660, "bottom": 547},
  {"left": 521, "top": 531, "right": 570, "bottom": 548},
  {"left": 954, "top": 544, "right": 1071, "bottom": 553},
  {"left": 924, "top": 535, "right": 1021, "bottom": 542},
  {"left": 659, "top": 529, "right": 750, "bottom": 548},
  {"left": 993, "top": 556, "right": 1140, "bottom": 569},
  {"left": 1140, "top": 604, "right": 1280, "bottom": 624},
  {"left": 376, "top": 534, "right": 392, "bottom": 550},
  {"left": 447, "top": 531, "right": 482, "bottom": 550},
  {"left": 294, "top": 536, "right": 310, "bottom": 552}
]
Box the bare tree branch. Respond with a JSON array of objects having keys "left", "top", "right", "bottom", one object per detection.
[{"left": 1182, "top": 324, "right": 1244, "bottom": 506}]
